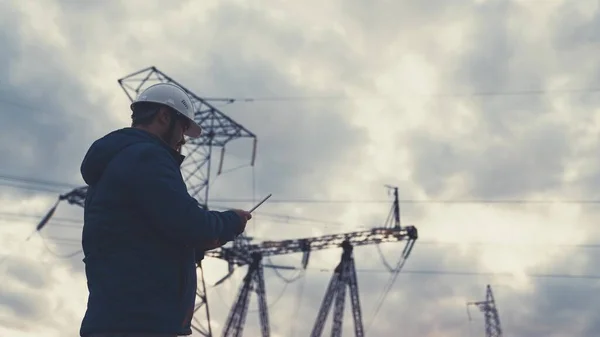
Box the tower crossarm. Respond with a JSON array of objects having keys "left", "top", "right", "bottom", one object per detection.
[
  {"left": 118, "top": 66, "right": 257, "bottom": 147},
  {"left": 56, "top": 185, "right": 418, "bottom": 268},
  {"left": 206, "top": 225, "right": 418, "bottom": 266}
]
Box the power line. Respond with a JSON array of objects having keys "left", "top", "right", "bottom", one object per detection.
[
  {"left": 303, "top": 268, "right": 600, "bottom": 280},
  {"left": 0, "top": 210, "right": 345, "bottom": 230},
  {"left": 210, "top": 198, "right": 600, "bottom": 205},
  {"left": 0, "top": 181, "right": 65, "bottom": 194},
  {"left": 5, "top": 87, "right": 600, "bottom": 113},
  {"left": 0, "top": 174, "right": 79, "bottom": 189},
  {"left": 3, "top": 174, "right": 600, "bottom": 205},
  {"left": 415, "top": 241, "right": 600, "bottom": 249},
  {"left": 0, "top": 174, "right": 79, "bottom": 194},
  {"left": 0, "top": 212, "right": 82, "bottom": 224},
  {"left": 4, "top": 226, "right": 599, "bottom": 281},
  {"left": 37, "top": 234, "right": 82, "bottom": 259},
  {"left": 26, "top": 242, "right": 600, "bottom": 281},
  {"left": 2, "top": 209, "right": 600, "bottom": 249},
  {"left": 204, "top": 87, "right": 600, "bottom": 103},
  {"left": 45, "top": 237, "right": 80, "bottom": 245},
  {"left": 3, "top": 170, "right": 600, "bottom": 288},
  {"left": 3, "top": 211, "right": 600, "bottom": 250}
]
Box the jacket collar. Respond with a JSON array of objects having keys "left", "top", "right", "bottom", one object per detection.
[{"left": 127, "top": 128, "right": 186, "bottom": 166}]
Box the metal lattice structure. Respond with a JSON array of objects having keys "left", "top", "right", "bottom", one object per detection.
[
  {"left": 205, "top": 187, "right": 418, "bottom": 337},
  {"left": 208, "top": 226, "right": 417, "bottom": 267},
  {"left": 210, "top": 226, "right": 417, "bottom": 337},
  {"left": 221, "top": 252, "right": 269, "bottom": 337},
  {"left": 467, "top": 285, "right": 504, "bottom": 337},
  {"left": 48, "top": 185, "right": 418, "bottom": 336},
  {"left": 310, "top": 240, "right": 363, "bottom": 337},
  {"left": 118, "top": 66, "right": 257, "bottom": 210}
]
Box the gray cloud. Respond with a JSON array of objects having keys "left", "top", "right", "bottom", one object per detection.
[
  {"left": 404, "top": 2, "right": 598, "bottom": 202},
  {"left": 4, "top": 259, "right": 48, "bottom": 289},
  {"left": 0, "top": 289, "right": 39, "bottom": 318},
  {"left": 0, "top": 4, "right": 111, "bottom": 194},
  {"left": 409, "top": 117, "right": 571, "bottom": 199}
]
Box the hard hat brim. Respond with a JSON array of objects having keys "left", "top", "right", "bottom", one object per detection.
[{"left": 184, "top": 120, "right": 203, "bottom": 138}]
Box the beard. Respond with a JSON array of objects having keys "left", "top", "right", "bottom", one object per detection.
[
  {"left": 159, "top": 128, "right": 185, "bottom": 153},
  {"left": 175, "top": 138, "right": 186, "bottom": 153}
]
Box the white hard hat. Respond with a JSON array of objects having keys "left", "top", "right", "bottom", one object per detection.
[{"left": 130, "top": 83, "right": 202, "bottom": 138}]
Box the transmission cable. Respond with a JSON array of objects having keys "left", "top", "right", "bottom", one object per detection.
[
  {"left": 5, "top": 174, "right": 600, "bottom": 205},
  {"left": 38, "top": 234, "right": 82, "bottom": 259},
  {"left": 247, "top": 280, "right": 293, "bottom": 313},
  {"left": 265, "top": 256, "right": 305, "bottom": 283},
  {"left": 300, "top": 267, "right": 600, "bottom": 280},
  {"left": 210, "top": 197, "right": 600, "bottom": 205},
  {"left": 365, "top": 251, "right": 410, "bottom": 333},
  {"left": 0, "top": 174, "right": 79, "bottom": 189},
  {"left": 0, "top": 181, "right": 65, "bottom": 194},
  {"left": 205, "top": 87, "right": 600, "bottom": 103},
  {"left": 289, "top": 272, "right": 306, "bottom": 337}
]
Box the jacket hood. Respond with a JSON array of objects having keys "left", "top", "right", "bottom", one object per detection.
[{"left": 80, "top": 128, "right": 184, "bottom": 185}]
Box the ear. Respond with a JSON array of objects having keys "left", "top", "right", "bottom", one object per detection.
[{"left": 156, "top": 107, "right": 172, "bottom": 126}]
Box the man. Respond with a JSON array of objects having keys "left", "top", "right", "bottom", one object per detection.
[{"left": 79, "top": 83, "right": 251, "bottom": 337}]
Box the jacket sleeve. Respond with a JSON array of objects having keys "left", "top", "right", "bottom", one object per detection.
[{"left": 125, "top": 143, "right": 243, "bottom": 247}]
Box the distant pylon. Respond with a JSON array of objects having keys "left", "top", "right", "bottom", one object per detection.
[{"left": 467, "top": 284, "right": 503, "bottom": 337}]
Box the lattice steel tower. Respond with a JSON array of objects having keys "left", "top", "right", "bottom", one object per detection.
[
  {"left": 118, "top": 67, "right": 257, "bottom": 210},
  {"left": 119, "top": 66, "right": 257, "bottom": 336},
  {"left": 467, "top": 284, "right": 503, "bottom": 337}
]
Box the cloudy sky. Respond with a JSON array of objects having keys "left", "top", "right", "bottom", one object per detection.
[{"left": 1, "top": 0, "right": 600, "bottom": 336}]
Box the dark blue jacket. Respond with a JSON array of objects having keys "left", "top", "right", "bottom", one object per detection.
[{"left": 79, "top": 127, "right": 242, "bottom": 336}]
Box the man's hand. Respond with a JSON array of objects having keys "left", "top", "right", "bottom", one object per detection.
[
  {"left": 201, "top": 210, "right": 250, "bottom": 251},
  {"left": 231, "top": 209, "right": 251, "bottom": 235}
]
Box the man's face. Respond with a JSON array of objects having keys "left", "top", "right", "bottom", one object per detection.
[
  {"left": 157, "top": 107, "right": 190, "bottom": 151},
  {"left": 174, "top": 114, "right": 190, "bottom": 153}
]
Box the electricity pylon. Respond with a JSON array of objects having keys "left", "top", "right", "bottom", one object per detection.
[{"left": 467, "top": 284, "right": 503, "bottom": 337}]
